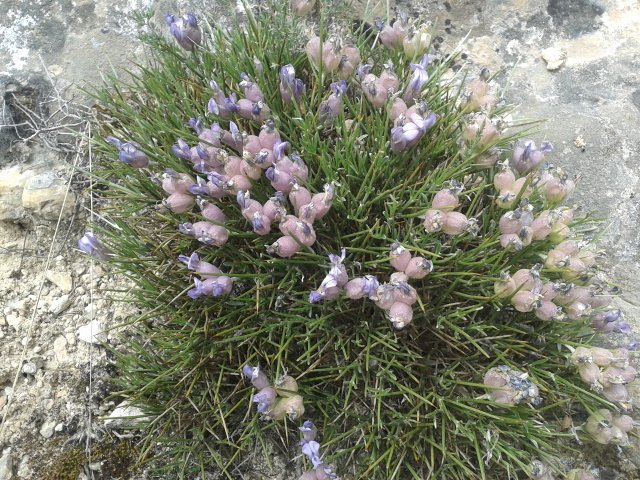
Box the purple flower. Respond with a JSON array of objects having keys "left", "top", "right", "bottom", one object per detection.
[
  {"left": 272, "top": 139, "right": 289, "bottom": 162},
  {"left": 612, "top": 322, "right": 632, "bottom": 334},
  {"left": 299, "top": 420, "right": 318, "bottom": 442},
  {"left": 105, "top": 136, "right": 149, "bottom": 168},
  {"left": 511, "top": 140, "right": 554, "bottom": 175},
  {"left": 242, "top": 364, "right": 270, "bottom": 389},
  {"left": 239, "top": 73, "right": 264, "bottom": 102},
  {"left": 279, "top": 64, "right": 305, "bottom": 103},
  {"left": 403, "top": 54, "right": 429, "bottom": 105},
  {"left": 165, "top": 13, "right": 202, "bottom": 51},
  {"left": 77, "top": 232, "right": 110, "bottom": 260},
  {"left": 187, "top": 176, "right": 209, "bottom": 195},
  {"left": 319, "top": 80, "right": 347, "bottom": 123},
  {"left": 390, "top": 108, "right": 437, "bottom": 152},
  {"left": 301, "top": 440, "right": 322, "bottom": 468},
  {"left": 189, "top": 117, "right": 204, "bottom": 135},
  {"left": 171, "top": 138, "right": 191, "bottom": 160}
]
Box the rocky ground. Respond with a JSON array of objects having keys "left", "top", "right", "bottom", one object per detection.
[{"left": 1, "top": 0, "right": 639, "bottom": 478}]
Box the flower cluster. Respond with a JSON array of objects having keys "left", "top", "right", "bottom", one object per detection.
[
  {"left": 178, "top": 253, "right": 234, "bottom": 299},
  {"left": 77, "top": 232, "right": 111, "bottom": 259},
  {"left": 423, "top": 182, "right": 478, "bottom": 236},
  {"left": 482, "top": 365, "right": 541, "bottom": 406},
  {"left": 165, "top": 13, "right": 202, "bottom": 51},
  {"left": 310, "top": 244, "right": 433, "bottom": 329},
  {"left": 298, "top": 421, "right": 337, "bottom": 480},
  {"left": 242, "top": 365, "right": 305, "bottom": 420},
  {"left": 462, "top": 69, "right": 497, "bottom": 114},
  {"left": 305, "top": 36, "right": 361, "bottom": 79},
  {"left": 571, "top": 346, "right": 636, "bottom": 403},
  {"left": 105, "top": 136, "right": 149, "bottom": 168},
  {"left": 583, "top": 408, "right": 636, "bottom": 445},
  {"left": 376, "top": 14, "right": 431, "bottom": 57}
]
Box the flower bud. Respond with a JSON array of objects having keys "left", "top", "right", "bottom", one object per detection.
[
  {"left": 388, "top": 301, "right": 413, "bottom": 329},
  {"left": 511, "top": 290, "right": 539, "bottom": 312},
  {"left": 269, "top": 395, "right": 305, "bottom": 421},
  {"left": 441, "top": 211, "right": 469, "bottom": 235},
  {"left": 612, "top": 414, "right": 636, "bottom": 433},
  {"left": 494, "top": 167, "right": 516, "bottom": 191},
  {"left": 243, "top": 364, "right": 270, "bottom": 390},
  {"left": 276, "top": 375, "right": 299, "bottom": 397},
  {"left": 511, "top": 140, "right": 552, "bottom": 175},
  {"left": 164, "top": 192, "right": 195, "bottom": 213},
  {"left": 268, "top": 236, "right": 301, "bottom": 258},
  {"left": 534, "top": 300, "right": 564, "bottom": 321},
  {"left": 494, "top": 272, "right": 517, "bottom": 298},
  {"left": 77, "top": 232, "right": 111, "bottom": 260},
  {"left": 566, "top": 469, "right": 597, "bottom": 480},
  {"left": 404, "top": 256, "right": 433, "bottom": 279},
  {"left": 511, "top": 267, "right": 542, "bottom": 291},
  {"left": 423, "top": 208, "right": 443, "bottom": 233},
  {"left": 578, "top": 362, "right": 601, "bottom": 386},
  {"left": 165, "top": 13, "right": 202, "bottom": 51},
  {"left": 602, "top": 384, "right": 630, "bottom": 403},
  {"left": 432, "top": 185, "right": 461, "bottom": 211},
  {"left": 105, "top": 136, "right": 150, "bottom": 168},
  {"left": 389, "top": 242, "right": 412, "bottom": 271}
]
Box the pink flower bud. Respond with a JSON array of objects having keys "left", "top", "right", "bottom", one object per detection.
[
  {"left": 389, "top": 242, "right": 412, "bottom": 271},
  {"left": 494, "top": 168, "right": 516, "bottom": 192},
  {"left": 547, "top": 221, "right": 570, "bottom": 243},
  {"left": 600, "top": 366, "right": 637, "bottom": 387},
  {"left": 404, "top": 256, "right": 433, "bottom": 279},
  {"left": 612, "top": 414, "right": 635, "bottom": 433},
  {"left": 392, "top": 282, "right": 417, "bottom": 305},
  {"left": 499, "top": 211, "right": 523, "bottom": 234},
  {"left": 499, "top": 233, "right": 523, "bottom": 251},
  {"left": 291, "top": 221, "right": 316, "bottom": 247},
  {"left": 164, "top": 192, "right": 195, "bottom": 213},
  {"left": 590, "top": 347, "right": 615, "bottom": 367},
  {"left": 305, "top": 36, "right": 322, "bottom": 67},
  {"left": 441, "top": 211, "right": 469, "bottom": 235},
  {"left": 192, "top": 221, "right": 229, "bottom": 247},
  {"left": 511, "top": 267, "right": 542, "bottom": 291},
  {"left": 374, "top": 283, "right": 395, "bottom": 310},
  {"left": 530, "top": 210, "right": 554, "bottom": 240},
  {"left": 565, "top": 301, "right": 591, "bottom": 320},
  {"left": 388, "top": 301, "right": 413, "bottom": 329},
  {"left": 162, "top": 171, "right": 195, "bottom": 194},
  {"left": 535, "top": 301, "right": 564, "bottom": 321},
  {"left": 389, "top": 97, "right": 408, "bottom": 122},
  {"left": 268, "top": 394, "right": 305, "bottom": 421},
  {"left": 267, "top": 236, "right": 301, "bottom": 258},
  {"left": 251, "top": 212, "right": 272, "bottom": 236},
  {"left": 494, "top": 273, "right": 516, "bottom": 298},
  {"left": 423, "top": 209, "right": 444, "bottom": 233},
  {"left": 289, "top": 184, "right": 312, "bottom": 215},
  {"left": 578, "top": 362, "right": 601, "bottom": 386},
  {"left": 602, "top": 384, "right": 630, "bottom": 403},
  {"left": 432, "top": 188, "right": 460, "bottom": 211},
  {"left": 198, "top": 199, "right": 226, "bottom": 223},
  {"left": 511, "top": 290, "right": 539, "bottom": 312},
  {"left": 279, "top": 215, "right": 299, "bottom": 236}
]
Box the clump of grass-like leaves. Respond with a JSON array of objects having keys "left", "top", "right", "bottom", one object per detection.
[{"left": 84, "top": 2, "right": 632, "bottom": 479}]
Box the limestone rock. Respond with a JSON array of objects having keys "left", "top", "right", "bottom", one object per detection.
[
  {"left": 76, "top": 320, "right": 106, "bottom": 344},
  {"left": 49, "top": 295, "right": 72, "bottom": 315},
  {"left": 21, "top": 172, "right": 75, "bottom": 221},
  {"left": 0, "top": 449, "right": 13, "bottom": 480},
  {"left": 45, "top": 271, "right": 73, "bottom": 293},
  {"left": 0, "top": 166, "right": 32, "bottom": 221},
  {"left": 104, "top": 402, "right": 150, "bottom": 429},
  {"left": 38, "top": 420, "right": 56, "bottom": 439},
  {"left": 541, "top": 47, "right": 567, "bottom": 71}
]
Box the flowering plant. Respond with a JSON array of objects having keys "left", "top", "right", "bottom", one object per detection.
[{"left": 85, "top": 2, "right": 635, "bottom": 478}]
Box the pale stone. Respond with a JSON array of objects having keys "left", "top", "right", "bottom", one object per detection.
[
  {"left": 39, "top": 420, "right": 56, "bottom": 439},
  {"left": 541, "top": 47, "right": 567, "bottom": 71},
  {"left": 0, "top": 166, "right": 32, "bottom": 221},
  {"left": 49, "top": 295, "right": 72, "bottom": 315},
  {"left": 21, "top": 362, "right": 37, "bottom": 375},
  {"left": 45, "top": 271, "right": 73, "bottom": 293},
  {"left": 76, "top": 320, "right": 106, "bottom": 344},
  {"left": 52, "top": 335, "right": 69, "bottom": 365},
  {"left": 0, "top": 449, "right": 12, "bottom": 480},
  {"left": 104, "top": 402, "right": 150, "bottom": 429},
  {"left": 21, "top": 172, "right": 76, "bottom": 221}
]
